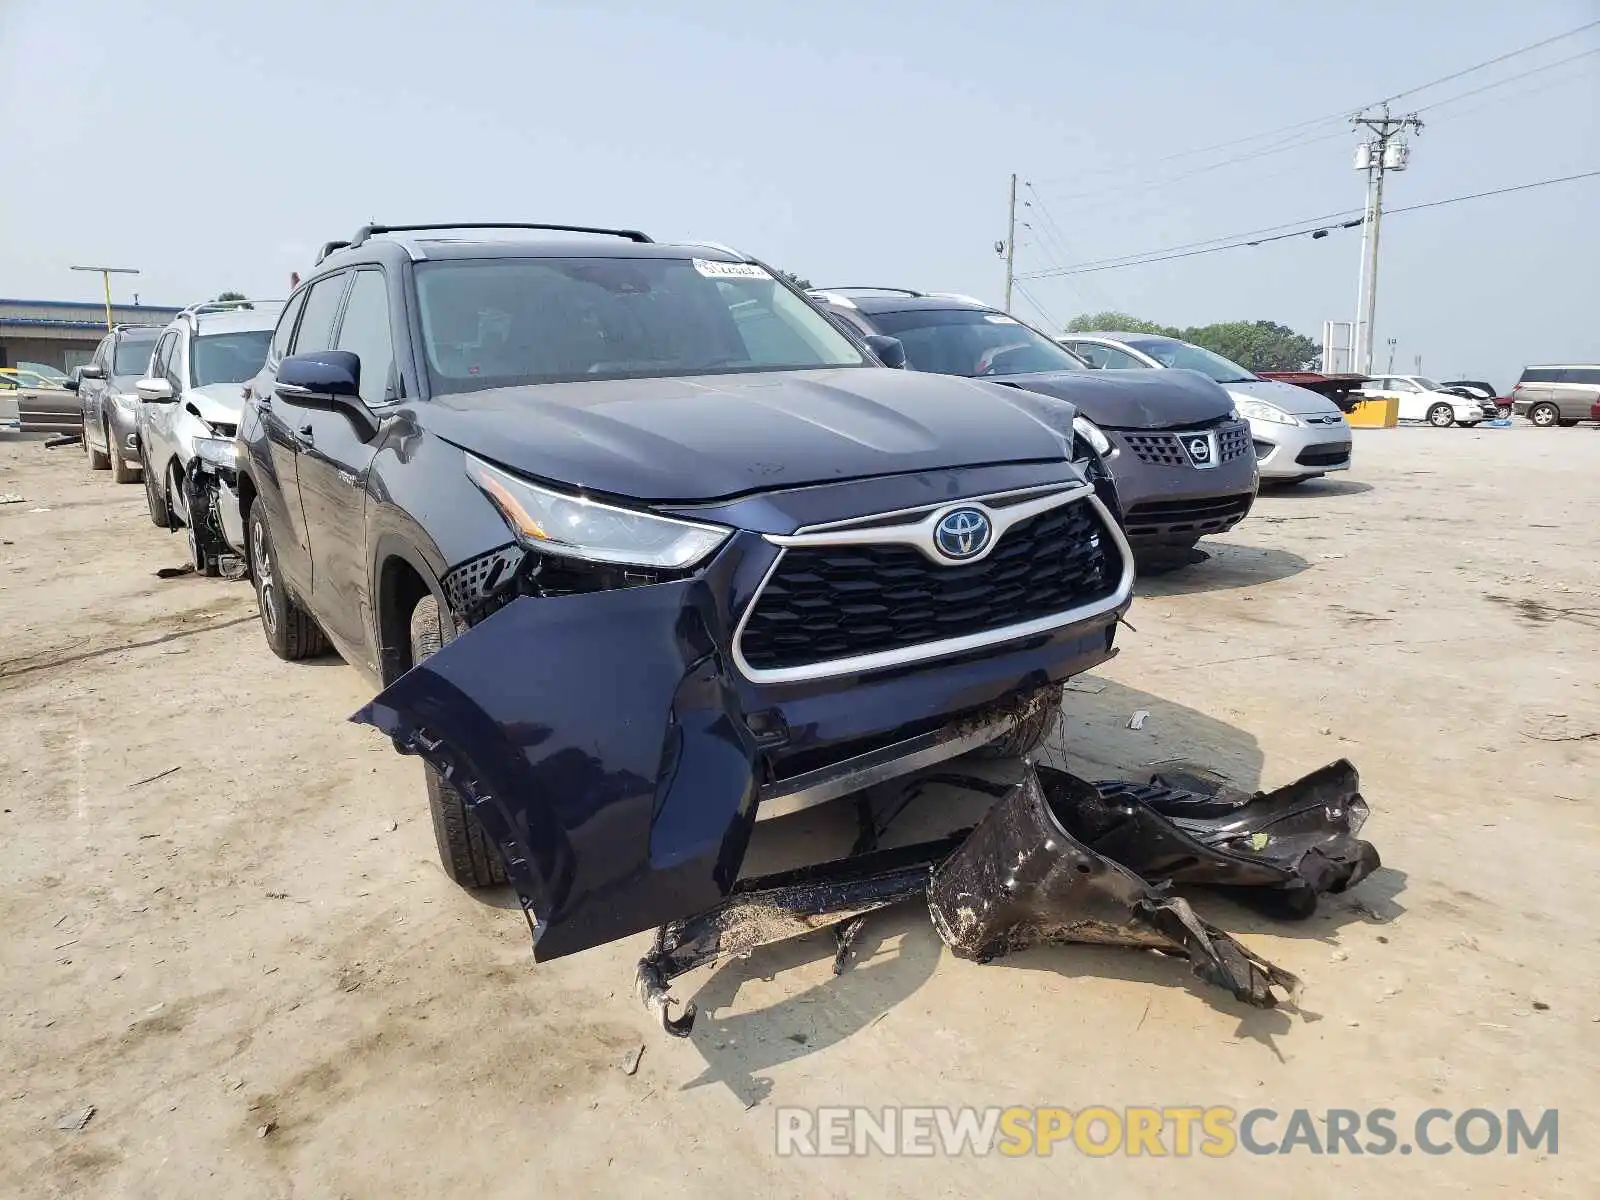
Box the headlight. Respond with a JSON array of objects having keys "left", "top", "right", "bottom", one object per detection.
[
  {"left": 1234, "top": 397, "right": 1301, "bottom": 426},
  {"left": 466, "top": 455, "right": 731, "bottom": 570},
  {"left": 1072, "top": 415, "right": 1114, "bottom": 457},
  {"left": 193, "top": 436, "right": 238, "bottom": 472}
]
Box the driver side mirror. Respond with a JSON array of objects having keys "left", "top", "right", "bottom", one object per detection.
[
  {"left": 136, "top": 378, "right": 176, "bottom": 403},
  {"left": 276, "top": 351, "right": 379, "bottom": 441},
  {"left": 79, "top": 364, "right": 106, "bottom": 381},
  {"left": 862, "top": 334, "right": 907, "bottom": 370}
]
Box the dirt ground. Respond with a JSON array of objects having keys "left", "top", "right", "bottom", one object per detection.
[{"left": 2, "top": 426, "right": 1597, "bottom": 1197}]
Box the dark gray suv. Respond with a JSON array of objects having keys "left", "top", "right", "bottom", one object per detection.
[
  {"left": 809, "top": 290, "right": 1258, "bottom": 567},
  {"left": 236, "top": 223, "right": 1136, "bottom": 961}
]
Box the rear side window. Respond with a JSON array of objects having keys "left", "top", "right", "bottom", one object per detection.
[
  {"left": 1518, "top": 367, "right": 1560, "bottom": 384},
  {"left": 1562, "top": 367, "right": 1600, "bottom": 386},
  {"left": 333, "top": 270, "right": 396, "bottom": 406},
  {"left": 271, "top": 290, "right": 308, "bottom": 361},
  {"left": 292, "top": 275, "right": 349, "bottom": 355}
]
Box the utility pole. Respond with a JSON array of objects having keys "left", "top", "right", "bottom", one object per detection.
[
  {"left": 1386, "top": 337, "right": 1398, "bottom": 373},
  {"left": 70, "top": 265, "right": 140, "bottom": 330},
  {"left": 1350, "top": 104, "right": 1422, "bottom": 374},
  {"left": 1001, "top": 173, "right": 1018, "bottom": 313}
]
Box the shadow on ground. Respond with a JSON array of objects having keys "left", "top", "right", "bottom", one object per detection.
[
  {"left": 1260, "top": 478, "right": 1374, "bottom": 498},
  {"left": 1136, "top": 543, "right": 1310, "bottom": 597},
  {"left": 671, "top": 676, "right": 1400, "bottom": 1102}
]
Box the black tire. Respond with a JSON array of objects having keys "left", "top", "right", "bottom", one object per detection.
[
  {"left": 979, "top": 687, "right": 1062, "bottom": 759},
  {"left": 1426, "top": 403, "right": 1455, "bottom": 429},
  {"left": 410, "top": 594, "right": 507, "bottom": 888},
  {"left": 107, "top": 422, "right": 138, "bottom": 483},
  {"left": 247, "top": 503, "right": 328, "bottom": 661},
  {"left": 1529, "top": 403, "right": 1559, "bottom": 428},
  {"left": 85, "top": 417, "right": 109, "bottom": 470},
  {"left": 140, "top": 447, "right": 170, "bottom": 528}
]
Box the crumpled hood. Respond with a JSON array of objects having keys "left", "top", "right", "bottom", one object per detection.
[
  {"left": 997, "top": 368, "right": 1236, "bottom": 430},
  {"left": 422, "top": 367, "right": 1077, "bottom": 502},
  {"left": 1225, "top": 378, "right": 1342, "bottom": 417},
  {"left": 183, "top": 383, "right": 245, "bottom": 426}
]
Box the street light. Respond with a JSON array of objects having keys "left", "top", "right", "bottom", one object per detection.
[{"left": 69, "top": 265, "right": 141, "bottom": 330}]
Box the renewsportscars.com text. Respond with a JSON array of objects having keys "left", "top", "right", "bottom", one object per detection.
[{"left": 775, "top": 1106, "right": 1558, "bottom": 1158}]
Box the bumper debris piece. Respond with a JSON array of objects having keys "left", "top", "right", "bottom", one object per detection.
[
  {"left": 1082, "top": 758, "right": 1379, "bottom": 917},
  {"left": 635, "top": 759, "right": 1376, "bottom": 1031},
  {"left": 925, "top": 767, "right": 1301, "bottom": 1008},
  {"left": 636, "top": 836, "right": 965, "bottom": 1036}
]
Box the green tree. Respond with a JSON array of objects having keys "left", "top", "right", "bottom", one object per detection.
[
  {"left": 779, "top": 270, "right": 813, "bottom": 290},
  {"left": 1064, "top": 311, "right": 1320, "bottom": 371},
  {"left": 1064, "top": 311, "right": 1178, "bottom": 336},
  {"left": 215, "top": 290, "right": 253, "bottom": 309},
  {"left": 1184, "top": 320, "right": 1319, "bottom": 372}
]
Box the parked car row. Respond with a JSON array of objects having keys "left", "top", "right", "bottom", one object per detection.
[{"left": 55, "top": 301, "right": 280, "bottom": 570}]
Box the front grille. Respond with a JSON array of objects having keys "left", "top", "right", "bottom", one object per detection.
[
  {"left": 1121, "top": 432, "right": 1188, "bottom": 467},
  {"left": 1119, "top": 420, "right": 1251, "bottom": 467},
  {"left": 739, "top": 500, "right": 1119, "bottom": 673},
  {"left": 1123, "top": 494, "right": 1253, "bottom": 538},
  {"left": 1217, "top": 423, "right": 1253, "bottom": 461},
  {"left": 1296, "top": 443, "right": 1351, "bottom": 467}
]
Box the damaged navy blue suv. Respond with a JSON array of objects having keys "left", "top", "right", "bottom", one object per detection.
[{"left": 237, "top": 223, "right": 1134, "bottom": 961}]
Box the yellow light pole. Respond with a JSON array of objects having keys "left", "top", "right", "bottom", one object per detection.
[{"left": 69, "top": 265, "right": 141, "bottom": 329}]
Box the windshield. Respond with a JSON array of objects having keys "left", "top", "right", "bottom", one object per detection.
[
  {"left": 113, "top": 334, "right": 159, "bottom": 376},
  {"left": 413, "top": 257, "right": 868, "bottom": 391},
  {"left": 863, "top": 308, "right": 1085, "bottom": 377},
  {"left": 192, "top": 329, "right": 272, "bottom": 387},
  {"left": 1126, "top": 338, "right": 1256, "bottom": 383}
]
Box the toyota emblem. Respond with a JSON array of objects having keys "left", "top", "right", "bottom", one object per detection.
[{"left": 934, "top": 507, "right": 992, "bottom": 561}]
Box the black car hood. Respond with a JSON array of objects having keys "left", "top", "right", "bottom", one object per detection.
[
  {"left": 422, "top": 368, "right": 1076, "bottom": 503},
  {"left": 996, "top": 368, "right": 1235, "bottom": 430}
]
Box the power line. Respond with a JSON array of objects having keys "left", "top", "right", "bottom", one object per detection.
[
  {"left": 1386, "top": 169, "right": 1600, "bottom": 216},
  {"left": 1416, "top": 44, "right": 1600, "bottom": 113},
  {"left": 1019, "top": 170, "right": 1600, "bottom": 278},
  {"left": 1027, "top": 19, "right": 1600, "bottom": 192},
  {"left": 1378, "top": 19, "right": 1600, "bottom": 106},
  {"left": 1019, "top": 205, "right": 1364, "bottom": 277}
]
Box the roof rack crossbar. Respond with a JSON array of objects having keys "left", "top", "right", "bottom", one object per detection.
[{"left": 342, "top": 222, "right": 654, "bottom": 254}]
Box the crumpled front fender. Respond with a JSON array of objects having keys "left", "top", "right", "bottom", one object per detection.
[{"left": 352, "top": 581, "right": 760, "bottom": 961}]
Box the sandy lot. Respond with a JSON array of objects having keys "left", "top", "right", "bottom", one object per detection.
[{"left": 2, "top": 426, "right": 1597, "bottom": 1197}]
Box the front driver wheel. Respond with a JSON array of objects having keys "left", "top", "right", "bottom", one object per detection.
[
  {"left": 247, "top": 504, "right": 328, "bottom": 661},
  {"left": 1426, "top": 403, "right": 1455, "bottom": 428},
  {"left": 141, "top": 448, "right": 170, "bottom": 528},
  {"left": 107, "top": 422, "right": 138, "bottom": 482},
  {"left": 409, "top": 594, "right": 507, "bottom": 888},
  {"left": 85, "top": 418, "right": 109, "bottom": 470}
]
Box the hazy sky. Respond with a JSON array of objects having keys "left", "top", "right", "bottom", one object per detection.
[{"left": 3, "top": 1, "right": 1596, "bottom": 385}]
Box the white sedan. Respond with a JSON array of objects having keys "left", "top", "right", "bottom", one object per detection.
[{"left": 1355, "top": 374, "right": 1488, "bottom": 427}]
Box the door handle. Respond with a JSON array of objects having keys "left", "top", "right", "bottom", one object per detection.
[{"left": 295, "top": 423, "right": 315, "bottom": 448}]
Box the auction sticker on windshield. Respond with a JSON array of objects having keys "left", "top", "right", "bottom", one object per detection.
[{"left": 692, "top": 259, "right": 771, "bottom": 279}]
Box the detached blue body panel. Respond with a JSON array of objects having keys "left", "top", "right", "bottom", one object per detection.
[{"left": 352, "top": 582, "right": 760, "bottom": 961}]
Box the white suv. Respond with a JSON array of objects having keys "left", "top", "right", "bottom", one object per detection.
[{"left": 134, "top": 300, "right": 279, "bottom": 568}]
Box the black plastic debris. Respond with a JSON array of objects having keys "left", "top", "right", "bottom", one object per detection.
[
  {"left": 926, "top": 766, "right": 1301, "bottom": 1008},
  {"left": 636, "top": 759, "right": 1380, "bottom": 1034},
  {"left": 1082, "top": 759, "right": 1379, "bottom": 918}
]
